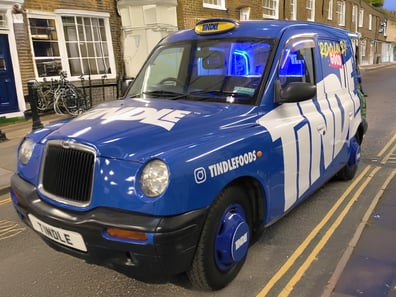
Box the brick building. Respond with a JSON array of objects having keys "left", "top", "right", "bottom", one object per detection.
[
  {"left": 1, "top": 0, "right": 122, "bottom": 119},
  {"left": 116, "top": 0, "right": 394, "bottom": 77},
  {"left": 1, "top": 0, "right": 394, "bottom": 119}
]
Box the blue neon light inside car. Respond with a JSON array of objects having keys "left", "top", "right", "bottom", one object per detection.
[
  {"left": 231, "top": 50, "right": 249, "bottom": 76},
  {"left": 279, "top": 49, "right": 306, "bottom": 77}
]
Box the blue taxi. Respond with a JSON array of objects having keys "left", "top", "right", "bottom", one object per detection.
[{"left": 11, "top": 19, "right": 367, "bottom": 290}]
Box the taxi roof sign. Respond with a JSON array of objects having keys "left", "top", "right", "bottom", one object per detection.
[{"left": 195, "top": 18, "right": 239, "bottom": 35}]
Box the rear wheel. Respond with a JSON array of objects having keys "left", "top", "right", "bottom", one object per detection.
[
  {"left": 188, "top": 185, "right": 252, "bottom": 290},
  {"left": 336, "top": 135, "right": 361, "bottom": 180}
]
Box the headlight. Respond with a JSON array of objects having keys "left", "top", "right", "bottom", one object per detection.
[
  {"left": 18, "top": 138, "right": 36, "bottom": 165},
  {"left": 140, "top": 159, "right": 169, "bottom": 197}
]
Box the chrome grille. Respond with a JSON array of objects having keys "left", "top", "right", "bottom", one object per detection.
[{"left": 40, "top": 140, "right": 95, "bottom": 207}]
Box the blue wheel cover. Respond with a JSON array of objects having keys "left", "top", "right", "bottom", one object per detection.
[
  {"left": 214, "top": 203, "right": 250, "bottom": 271},
  {"left": 349, "top": 137, "right": 361, "bottom": 166}
]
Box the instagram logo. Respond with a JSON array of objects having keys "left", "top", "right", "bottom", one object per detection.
[{"left": 194, "top": 167, "right": 207, "bottom": 184}]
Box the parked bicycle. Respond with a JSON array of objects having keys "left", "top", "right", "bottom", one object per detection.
[
  {"left": 33, "top": 80, "right": 54, "bottom": 112},
  {"left": 34, "top": 71, "right": 90, "bottom": 116}
]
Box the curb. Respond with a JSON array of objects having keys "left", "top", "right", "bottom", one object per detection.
[{"left": 360, "top": 62, "right": 396, "bottom": 73}]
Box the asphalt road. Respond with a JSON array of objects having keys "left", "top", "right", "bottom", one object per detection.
[{"left": 0, "top": 65, "right": 395, "bottom": 297}]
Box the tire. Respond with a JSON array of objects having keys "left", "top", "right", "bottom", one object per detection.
[
  {"left": 336, "top": 135, "right": 361, "bottom": 180},
  {"left": 54, "top": 85, "right": 85, "bottom": 116},
  {"left": 34, "top": 82, "right": 51, "bottom": 111},
  {"left": 63, "top": 85, "right": 81, "bottom": 116},
  {"left": 187, "top": 185, "right": 252, "bottom": 290}
]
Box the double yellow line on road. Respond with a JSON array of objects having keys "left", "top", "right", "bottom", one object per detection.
[
  {"left": 0, "top": 197, "right": 11, "bottom": 206},
  {"left": 257, "top": 133, "right": 396, "bottom": 297}
]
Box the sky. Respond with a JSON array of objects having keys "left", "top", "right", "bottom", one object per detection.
[{"left": 383, "top": 0, "right": 396, "bottom": 11}]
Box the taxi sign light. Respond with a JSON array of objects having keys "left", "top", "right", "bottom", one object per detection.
[{"left": 195, "top": 18, "right": 239, "bottom": 35}]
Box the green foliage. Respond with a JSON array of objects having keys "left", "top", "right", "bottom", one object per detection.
[{"left": 370, "top": 0, "right": 384, "bottom": 7}]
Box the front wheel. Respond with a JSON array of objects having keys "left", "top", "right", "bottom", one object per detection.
[{"left": 187, "top": 185, "right": 252, "bottom": 290}]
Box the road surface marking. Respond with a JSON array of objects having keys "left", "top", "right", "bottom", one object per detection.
[
  {"left": 0, "top": 220, "right": 25, "bottom": 240},
  {"left": 0, "top": 198, "right": 11, "bottom": 206}
]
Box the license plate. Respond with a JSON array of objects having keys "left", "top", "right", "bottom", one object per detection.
[{"left": 28, "top": 214, "right": 87, "bottom": 252}]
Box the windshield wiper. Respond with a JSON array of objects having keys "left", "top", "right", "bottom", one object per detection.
[
  {"left": 128, "top": 89, "right": 253, "bottom": 102},
  {"left": 143, "top": 90, "right": 186, "bottom": 98},
  {"left": 188, "top": 90, "right": 253, "bottom": 101},
  {"left": 128, "top": 90, "right": 186, "bottom": 99}
]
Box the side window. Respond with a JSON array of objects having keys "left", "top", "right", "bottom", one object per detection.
[
  {"left": 143, "top": 46, "right": 184, "bottom": 89},
  {"left": 279, "top": 38, "right": 315, "bottom": 89}
]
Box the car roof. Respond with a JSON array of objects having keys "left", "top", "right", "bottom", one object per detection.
[{"left": 161, "top": 19, "right": 354, "bottom": 44}]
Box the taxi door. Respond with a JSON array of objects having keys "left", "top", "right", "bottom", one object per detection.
[{"left": 257, "top": 36, "right": 336, "bottom": 212}]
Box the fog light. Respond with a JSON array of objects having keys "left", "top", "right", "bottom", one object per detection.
[{"left": 106, "top": 228, "right": 148, "bottom": 241}]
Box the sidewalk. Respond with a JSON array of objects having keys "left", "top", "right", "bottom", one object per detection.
[{"left": 360, "top": 61, "right": 396, "bottom": 73}]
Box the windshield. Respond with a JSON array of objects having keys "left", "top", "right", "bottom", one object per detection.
[{"left": 127, "top": 38, "right": 274, "bottom": 105}]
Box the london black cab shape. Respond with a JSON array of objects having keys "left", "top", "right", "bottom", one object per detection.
[{"left": 11, "top": 18, "right": 367, "bottom": 290}]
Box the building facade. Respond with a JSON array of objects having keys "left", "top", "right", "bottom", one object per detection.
[
  {"left": 116, "top": 0, "right": 394, "bottom": 78},
  {"left": 0, "top": 0, "right": 122, "bottom": 118},
  {"left": 0, "top": 0, "right": 394, "bottom": 118}
]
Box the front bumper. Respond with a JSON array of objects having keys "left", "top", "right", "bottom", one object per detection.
[{"left": 10, "top": 174, "right": 206, "bottom": 279}]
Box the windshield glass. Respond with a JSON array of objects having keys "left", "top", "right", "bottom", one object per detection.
[{"left": 127, "top": 38, "right": 274, "bottom": 105}]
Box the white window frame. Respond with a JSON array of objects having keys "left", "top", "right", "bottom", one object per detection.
[
  {"left": 352, "top": 5, "right": 358, "bottom": 32},
  {"left": 328, "top": 0, "right": 333, "bottom": 20},
  {"left": 27, "top": 10, "right": 116, "bottom": 81},
  {"left": 203, "top": 0, "right": 226, "bottom": 10},
  {"left": 27, "top": 11, "right": 61, "bottom": 79},
  {"left": 336, "top": 1, "right": 345, "bottom": 26},
  {"left": 369, "top": 14, "right": 372, "bottom": 31},
  {"left": 359, "top": 8, "right": 364, "bottom": 27},
  {"left": 0, "top": 11, "right": 7, "bottom": 28},
  {"left": 306, "top": 0, "right": 315, "bottom": 21},
  {"left": 361, "top": 40, "right": 366, "bottom": 58},
  {"left": 290, "top": 0, "right": 297, "bottom": 20},
  {"left": 263, "top": 0, "right": 279, "bottom": 19}
]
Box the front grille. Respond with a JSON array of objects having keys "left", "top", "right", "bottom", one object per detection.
[{"left": 40, "top": 140, "right": 95, "bottom": 207}]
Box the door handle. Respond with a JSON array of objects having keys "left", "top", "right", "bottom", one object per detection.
[{"left": 317, "top": 125, "right": 326, "bottom": 135}]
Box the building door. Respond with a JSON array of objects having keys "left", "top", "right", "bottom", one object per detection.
[{"left": 0, "top": 34, "right": 18, "bottom": 114}]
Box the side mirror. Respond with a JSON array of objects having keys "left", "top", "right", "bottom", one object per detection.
[{"left": 274, "top": 80, "right": 316, "bottom": 103}]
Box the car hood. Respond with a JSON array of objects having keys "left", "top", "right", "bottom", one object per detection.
[{"left": 44, "top": 98, "right": 259, "bottom": 161}]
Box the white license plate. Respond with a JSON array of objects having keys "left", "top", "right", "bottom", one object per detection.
[{"left": 28, "top": 214, "right": 87, "bottom": 252}]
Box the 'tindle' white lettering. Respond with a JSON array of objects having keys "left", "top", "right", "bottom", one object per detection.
[
  {"left": 257, "top": 83, "right": 356, "bottom": 211},
  {"left": 257, "top": 104, "right": 303, "bottom": 210},
  {"left": 75, "top": 107, "right": 191, "bottom": 131}
]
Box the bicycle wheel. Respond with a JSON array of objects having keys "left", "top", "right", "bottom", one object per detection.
[
  {"left": 53, "top": 87, "right": 67, "bottom": 115},
  {"left": 34, "top": 81, "right": 49, "bottom": 111},
  {"left": 63, "top": 85, "right": 82, "bottom": 116}
]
